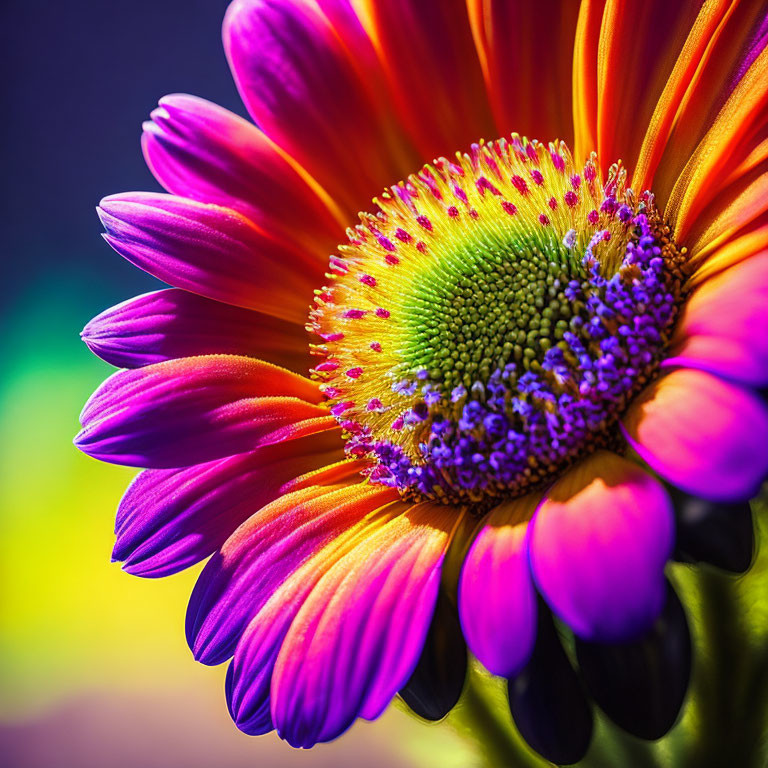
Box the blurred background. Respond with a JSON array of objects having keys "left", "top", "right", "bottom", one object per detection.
[
  {"left": 4, "top": 3, "right": 768, "bottom": 768},
  {"left": 0, "top": 2, "right": 473, "bottom": 765}
]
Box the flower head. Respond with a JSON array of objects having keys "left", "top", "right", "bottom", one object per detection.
[
  {"left": 310, "top": 139, "right": 688, "bottom": 506},
  {"left": 76, "top": 0, "right": 768, "bottom": 762}
]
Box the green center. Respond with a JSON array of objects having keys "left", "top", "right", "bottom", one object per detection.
[{"left": 399, "top": 233, "right": 587, "bottom": 392}]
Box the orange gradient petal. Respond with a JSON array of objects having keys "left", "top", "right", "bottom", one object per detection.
[
  {"left": 572, "top": 0, "right": 606, "bottom": 163},
  {"left": 271, "top": 500, "right": 460, "bottom": 746},
  {"left": 689, "top": 214, "right": 768, "bottom": 284},
  {"left": 361, "top": 0, "right": 495, "bottom": 160},
  {"left": 666, "top": 46, "right": 768, "bottom": 243},
  {"left": 572, "top": 0, "right": 768, "bottom": 233},
  {"left": 574, "top": 0, "right": 707, "bottom": 173},
  {"left": 188, "top": 483, "right": 401, "bottom": 665},
  {"left": 679, "top": 156, "right": 768, "bottom": 259},
  {"left": 631, "top": 0, "right": 737, "bottom": 193},
  {"left": 466, "top": 0, "right": 579, "bottom": 145},
  {"left": 652, "top": 0, "right": 768, "bottom": 204}
]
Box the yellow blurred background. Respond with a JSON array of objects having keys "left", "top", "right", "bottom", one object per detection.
[{"left": 0, "top": 284, "right": 477, "bottom": 767}]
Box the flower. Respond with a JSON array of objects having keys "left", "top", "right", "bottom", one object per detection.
[{"left": 76, "top": 0, "right": 768, "bottom": 761}]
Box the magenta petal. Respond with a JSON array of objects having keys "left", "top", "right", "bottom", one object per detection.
[
  {"left": 222, "top": 0, "right": 417, "bottom": 215},
  {"left": 97, "top": 192, "right": 321, "bottom": 323},
  {"left": 113, "top": 431, "right": 345, "bottom": 577},
  {"left": 186, "top": 484, "right": 399, "bottom": 666},
  {"left": 315, "top": 0, "right": 380, "bottom": 77},
  {"left": 74, "top": 355, "right": 331, "bottom": 468},
  {"left": 142, "top": 93, "right": 342, "bottom": 252},
  {"left": 529, "top": 452, "right": 674, "bottom": 643},
  {"left": 622, "top": 369, "right": 768, "bottom": 501},
  {"left": 269, "top": 503, "right": 457, "bottom": 747},
  {"left": 663, "top": 252, "right": 768, "bottom": 386},
  {"left": 458, "top": 494, "right": 539, "bottom": 677},
  {"left": 81, "top": 289, "right": 311, "bottom": 372}
]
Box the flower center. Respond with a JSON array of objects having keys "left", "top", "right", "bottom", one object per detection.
[{"left": 309, "top": 136, "right": 687, "bottom": 505}]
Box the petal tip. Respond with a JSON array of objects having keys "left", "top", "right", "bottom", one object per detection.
[{"left": 73, "top": 427, "right": 92, "bottom": 453}]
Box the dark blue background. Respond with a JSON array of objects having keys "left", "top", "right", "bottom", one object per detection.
[{"left": 2, "top": 0, "right": 245, "bottom": 323}]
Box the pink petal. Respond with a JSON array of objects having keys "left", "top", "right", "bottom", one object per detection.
[
  {"left": 187, "top": 484, "right": 399, "bottom": 666},
  {"left": 458, "top": 493, "right": 540, "bottom": 677},
  {"left": 142, "top": 93, "right": 344, "bottom": 256},
  {"left": 75, "top": 355, "right": 333, "bottom": 468},
  {"left": 529, "top": 452, "right": 674, "bottom": 642},
  {"left": 113, "top": 430, "right": 347, "bottom": 577},
  {"left": 97, "top": 192, "right": 321, "bottom": 323},
  {"left": 223, "top": 0, "right": 419, "bottom": 217},
  {"left": 663, "top": 251, "right": 768, "bottom": 386},
  {"left": 267, "top": 502, "right": 458, "bottom": 746},
  {"left": 81, "top": 288, "right": 312, "bottom": 372},
  {"left": 622, "top": 369, "right": 768, "bottom": 501}
]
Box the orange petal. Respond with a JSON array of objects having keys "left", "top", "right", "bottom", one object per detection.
[
  {"left": 680, "top": 158, "right": 768, "bottom": 259},
  {"left": 361, "top": 0, "right": 495, "bottom": 159},
  {"left": 665, "top": 47, "right": 768, "bottom": 242},
  {"left": 572, "top": 0, "right": 768, "bottom": 222},
  {"left": 574, "top": 0, "right": 716, "bottom": 174},
  {"left": 572, "top": 0, "right": 607, "bottom": 163},
  {"left": 631, "top": 0, "right": 738, "bottom": 193},
  {"left": 466, "top": 0, "right": 579, "bottom": 144},
  {"left": 652, "top": 0, "right": 768, "bottom": 205},
  {"left": 689, "top": 214, "right": 768, "bottom": 284},
  {"left": 599, "top": 1, "right": 709, "bottom": 179}
]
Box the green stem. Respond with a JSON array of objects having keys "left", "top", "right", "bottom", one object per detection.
[
  {"left": 451, "top": 666, "right": 547, "bottom": 768},
  {"left": 680, "top": 568, "right": 767, "bottom": 768}
]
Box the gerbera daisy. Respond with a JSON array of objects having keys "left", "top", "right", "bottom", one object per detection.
[{"left": 76, "top": 0, "right": 768, "bottom": 762}]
